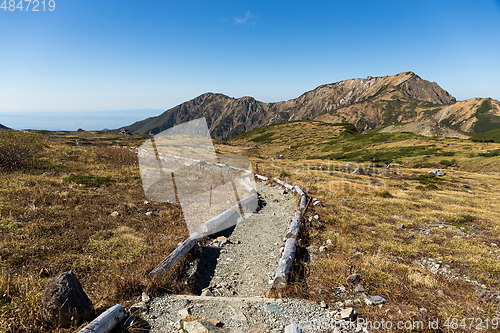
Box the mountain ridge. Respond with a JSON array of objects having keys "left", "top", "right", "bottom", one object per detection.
[{"left": 124, "top": 72, "right": 500, "bottom": 140}]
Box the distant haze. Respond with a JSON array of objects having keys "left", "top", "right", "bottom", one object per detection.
[{"left": 0, "top": 110, "right": 162, "bottom": 131}]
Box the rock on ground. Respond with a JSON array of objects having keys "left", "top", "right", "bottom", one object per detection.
[{"left": 41, "top": 271, "right": 94, "bottom": 327}]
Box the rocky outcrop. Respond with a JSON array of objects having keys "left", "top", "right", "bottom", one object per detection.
[
  {"left": 41, "top": 271, "right": 94, "bottom": 327},
  {"left": 396, "top": 73, "right": 456, "bottom": 104}
]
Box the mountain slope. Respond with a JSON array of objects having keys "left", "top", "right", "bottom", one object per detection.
[
  {"left": 0, "top": 123, "right": 12, "bottom": 131},
  {"left": 124, "top": 72, "right": 499, "bottom": 140}
]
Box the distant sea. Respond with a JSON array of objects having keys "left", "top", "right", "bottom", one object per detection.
[{"left": 0, "top": 109, "right": 163, "bottom": 131}]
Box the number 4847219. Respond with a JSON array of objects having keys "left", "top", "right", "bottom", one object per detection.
[{"left": 1, "top": 0, "right": 55, "bottom": 11}]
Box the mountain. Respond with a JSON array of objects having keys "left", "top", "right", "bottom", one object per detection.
[
  {"left": 0, "top": 123, "right": 12, "bottom": 131},
  {"left": 124, "top": 72, "right": 500, "bottom": 140}
]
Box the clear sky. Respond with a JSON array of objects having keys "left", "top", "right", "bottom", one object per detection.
[{"left": 1, "top": 0, "right": 500, "bottom": 130}]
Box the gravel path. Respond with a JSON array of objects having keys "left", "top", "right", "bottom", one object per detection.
[
  {"left": 143, "top": 182, "right": 363, "bottom": 333},
  {"left": 188, "top": 181, "right": 297, "bottom": 298}
]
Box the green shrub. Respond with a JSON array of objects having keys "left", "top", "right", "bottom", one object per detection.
[
  {"left": 437, "top": 151, "right": 456, "bottom": 156},
  {"left": 456, "top": 214, "right": 474, "bottom": 223},
  {"left": 416, "top": 184, "right": 439, "bottom": 191},
  {"left": 478, "top": 150, "right": 500, "bottom": 157},
  {"left": 417, "top": 174, "right": 444, "bottom": 184},
  {"left": 0, "top": 131, "right": 45, "bottom": 169},
  {"left": 439, "top": 159, "right": 456, "bottom": 167},
  {"left": 251, "top": 132, "right": 275, "bottom": 143}
]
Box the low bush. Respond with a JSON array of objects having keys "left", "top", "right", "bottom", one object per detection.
[
  {"left": 0, "top": 131, "right": 45, "bottom": 169},
  {"left": 439, "top": 159, "right": 456, "bottom": 167},
  {"left": 417, "top": 174, "right": 444, "bottom": 184},
  {"left": 478, "top": 150, "right": 500, "bottom": 157}
]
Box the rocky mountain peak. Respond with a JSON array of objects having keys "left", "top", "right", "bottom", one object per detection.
[{"left": 124, "top": 72, "right": 490, "bottom": 140}]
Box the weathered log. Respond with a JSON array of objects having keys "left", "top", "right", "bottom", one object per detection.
[
  {"left": 294, "top": 186, "right": 307, "bottom": 209},
  {"left": 255, "top": 174, "right": 269, "bottom": 181},
  {"left": 150, "top": 191, "right": 260, "bottom": 278},
  {"left": 286, "top": 211, "right": 302, "bottom": 239},
  {"left": 273, "top": 178, "right": 295, "bottom": 191},
  {"left": 237, "top": 192, "right": 258, "bottom": 214},
  {"left": 294, "top": 186, "right": 305, "bottom": 197},
  {"left": 285, "top": 323, "right": 303, "bottom": 333},
  {"left": 271, "top": 237, "right": 297, "bottom": 289},
  {"left": 149, "top": 232, "right": 203, "bottom": 277},
  {"left": 201, "top": 192, "right": 258, "bottom": 234},
  {"left": 199, "top": 209, "right": 239, "bottom": 235},
  {"left": 299, "top": 195, "right": 307, "bottom": 210},
  {"left": 77, "top": 304, "right": 127, "bottom": 333}
]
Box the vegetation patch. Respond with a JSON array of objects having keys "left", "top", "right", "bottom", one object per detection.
[
  {"left": 473, "top": 98, "right": 500, "bottom": 134},
  {"left": 416, "top": 184, "right": 439, "bottom": 190},
  {"left": 439, "top": 159, "right": 456, "bottom": 167},
  {"left": 322, "top": 145, "right": 439, "bottom": 164},
  {"left": 0, "top": 131, "right": 45, "bottom": 169},
  {"left": 478, "top": 149, "right": 500, "bottom": 157},
  {"left": 470, "top": 128, "right": 500, "bottom": 143},
  {"left": 251, "top": 132, "right": 275, "bottom": 143},
  {"left": 455, "top": 214, "right": 474, "bottom": 224},
  {"left": 416, "top": 174, "right": 444, "bottom": 185},
  {"left": 63, "top": 175, "right": 114, "bottom": 187}
]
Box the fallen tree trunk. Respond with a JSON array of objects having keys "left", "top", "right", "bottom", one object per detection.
[
  {"left": 255, "top": 174, "right": 269, "bottom": 181},
  {"left": 199, "top": 208, "right": 239, "bottom": 235},
  {"left": 238, "top": 192, "right": 258, "bottom": 214},
  {"left": 294, "top": 186, "right": 307, "bottom": 210},
  {"left": 286, "top": 211, "right": 302, "bottom": 239},
  {"left": 150, "top": 191, "right": 258, "bottom": 277},
  {"left": 270, "top": 184, "right": 309, "bottom": 289},
  {"left": 270, "top": 237, "right": 297, "bottom": 289},
  {"left": 149, "top": 232, "right": 203, "bottom": 277},
  {"left": 273, "top": 178, "right": 295, "bottom": 191},
  {"left": 77, "top": 304, "right": 127, "bottom": 333}
]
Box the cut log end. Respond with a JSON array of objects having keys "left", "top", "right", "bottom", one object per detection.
[
  {"left": 271, "top": 277, "right": 287, "bottom": 290},
  {"left": 77, "top": 304, "right": 126, "bottom": 333}
]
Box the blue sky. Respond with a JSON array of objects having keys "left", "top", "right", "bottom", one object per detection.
[{"left": 1, "top": 0, "right": 500, "bottom": 130}]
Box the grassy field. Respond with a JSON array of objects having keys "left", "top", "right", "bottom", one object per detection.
[
  {"left": 2, "top": 124, "right": 500, "bottom": 332},
  {"left": 0, "top": 130, "right": 193, "bottom": 332},
  {"left": 221, "top": 120, "right": 500, "bottom": 332}
]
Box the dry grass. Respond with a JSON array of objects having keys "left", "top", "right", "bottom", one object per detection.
[
  {"left": 216, "top": 126, "right": 500, "bottom": 332},
  {"left": 3, "top": 126, "right": 500, "bottom": 332},
  {"left": 0, "top": 131, "right": 193, "bottom": 332}
]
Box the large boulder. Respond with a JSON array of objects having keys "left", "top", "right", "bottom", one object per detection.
[{"left": 41, "top": 271, "right": 94, "bottom": 327}]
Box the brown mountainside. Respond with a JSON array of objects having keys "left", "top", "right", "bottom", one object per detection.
[{"left": 125, "top": 72, "right": 499, "bottom": 139}]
